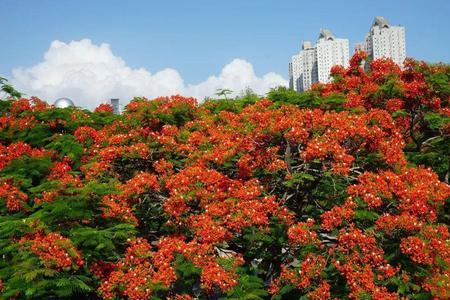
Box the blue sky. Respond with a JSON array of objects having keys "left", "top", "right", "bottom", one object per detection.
[{"left": 1, "top": 0, "right": 449, "bottom": 107}]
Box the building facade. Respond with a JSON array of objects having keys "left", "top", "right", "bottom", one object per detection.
[
  {"left": 364, "top": 16, "right": 406, "bottom": 67},
  {"left": 289, "top": 29, "right": 348, "bottom": 92},
  {"left": 289, "top": 42, "right": 317, "bottom": 92},
  {"left": 104, "top": 98, "right": 121, "bottom": 114},
  {"left": 354, "top": 42, "right": 366, "bottom": 53},
  {"left": 289, "top": 17, "right": 406, "bottom": 92},
  {"left": 316, "top": 29, "right": 349, "bottom": 84}
]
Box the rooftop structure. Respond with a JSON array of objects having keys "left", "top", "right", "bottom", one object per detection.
[{"left": 54, "top": 97, "right": 75, "bottom": 108}]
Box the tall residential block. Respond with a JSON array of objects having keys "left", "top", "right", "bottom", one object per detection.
[
  {"left": 289, "top": 41, "right": 317, "bottom": 92},
  {"left": 316, "top": 29, "right": 350, "bottom": 84},
  {"left": 289, "top": 29, "right": 349, "bottom": 92},
  {"left": 364, "top": 16, "right": 406, "bottom": 66},
  {"left": 109, "top": 98, "right": 121, "bottom": 114}
]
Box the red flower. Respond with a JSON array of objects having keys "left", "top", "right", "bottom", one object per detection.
[
  {"left": 19, "top": 232, "right": 84, "bottom": 271},
  {"left": 95, "top": 103, "right": 114, "bottom": 113}
]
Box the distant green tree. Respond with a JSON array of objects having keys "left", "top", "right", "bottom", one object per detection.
[
  {"left": 238, "top": 87, "right": 259, "bottom": 102},
  {"left": 266, "top": 86, "right": 301, "bottom": 103},
  {"left": 0, "top": 77, "right": 22, "bottom": 99},
  {"left": 267, "top": 86, "right": 345, "bottom": 110},
  {"left": 215, "top": 88, "right": 233, "bottom": 100}
]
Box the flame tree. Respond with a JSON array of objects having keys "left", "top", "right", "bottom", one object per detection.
[{"left": 0, "top": 53, "right": 449, "bottom": 299}]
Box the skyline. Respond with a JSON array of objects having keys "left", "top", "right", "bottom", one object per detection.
[
  {"left": 290, "top": 16, "right": 407, "bottom": 93},
  {"left": 1, "top": 0, "right": 449, "bottom": 107}
]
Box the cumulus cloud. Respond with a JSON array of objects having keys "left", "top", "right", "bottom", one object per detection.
[{"left": 11, "top": 39, "right": 287, "bottom": 109}]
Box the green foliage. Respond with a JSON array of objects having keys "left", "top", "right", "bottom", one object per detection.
[
  {"left": 0, "top": 156, "right": 52, "bottom": 189},
  {"left": 266, "top": 86, "right": 303, "bottom": 104},
  {"left": 375, "top": 77, "right": 404, "bottom": 100},
  {"left": 172, "top": 255, "right": 201, "bottom": 296},
  {"left": 239, "top": 221, "right": 289, "bottom": 276},
  {"left": 354, "top": 209, "right": 380, "bottom": 227},
  {"left": 16, "top": 124, "right": 56, "bottom": 147},
  {"left": 224, "top": 268, "right": 267, "bottom": 300},
  {"left": 270, "top": 284, "right": 297, "bottom": 300},
  {"left": 70, "top": 224, "right": 136, "bottom": 260},
  {"left": 426, "top": 71, "right": 450, "bottom": 98},
  {"left": 0, "top": 99, "right": 12, "bottom": 114},
  {"left": 423, "top": 112, "right": 450, "bottom": 130},
  {"left": 215, "top": 88, "right": 234, "bottom": 100},
  {"left": 134, "top": 192, "right": 169, "bottom": 242},
  {"left": 0, "top": 77, "right": 22, "bottom": 99},
  {"left": 203, "top": 89, "right": 259, "bottom": 114},
  {"left": 45, "top": 134, "right": 84, "bottom": 164},
  {"left": 267, "top": 86, "right": 345, "bottom": 110},
  {"left": 407, "top": 136, "right": 450, "bottom": 181},
  {"left": 283, "top": 172, "right": 315, "bottom": 188}
]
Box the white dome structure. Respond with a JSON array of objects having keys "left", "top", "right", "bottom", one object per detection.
[{"left": 54, "top": 97, "right": 75, "bottom": 108}]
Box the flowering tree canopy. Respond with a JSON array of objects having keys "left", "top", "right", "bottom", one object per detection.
[{"left": 0, "top": 54, "right": 449, "bottom": 299}]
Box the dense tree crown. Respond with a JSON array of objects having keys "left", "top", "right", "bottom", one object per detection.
[{"left": 0, "top": 53, "right": 449, "bottom": 299}]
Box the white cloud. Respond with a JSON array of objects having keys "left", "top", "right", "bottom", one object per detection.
[{"left": 11, "top": 39, "right": 287, "bottom": 109}]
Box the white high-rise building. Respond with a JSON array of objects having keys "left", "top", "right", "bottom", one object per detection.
[
  {"left": 109, "top": 98, "right": 121, "bottom": 114},
  {"left": 316, "top": 29, "right": 349, "bottom": 83},
  {"left": 364, "top": 16, "right": 406, "bottom": 66},
  {"left": 289, "top": 29, "right": 349, "bottom": 92},
  {"left": 289, "top": 41, "right": 317, "bottom": 92}
]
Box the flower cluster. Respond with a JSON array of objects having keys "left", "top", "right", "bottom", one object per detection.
[
  {"left": 49, "top": 159, "right": 71, "bottom": 177},
  {"left": 19, "top": 232, "right": 84, "bottom": 271},
  {"left": 314, "top": 51, "right": 449, "bottom": 149},
  {"left": 0, "top": 180, "right": 28, "bottom": 212},
  {"left": 287, "top": 219, "right": 319, "bottom": 246},
  {"left": 122, "top": 172, "right": 160, "bottom": 199},
  {"left": 331, "top": 227, "right": 398, "bottom": 299},
  {"left": 269, "top": 254, "right": 326, "bottom": 294},
  {"left": 320, "top": 199, "right": 356, "bottom": 231},
  {"left": 100, "top": 194, "right": 138, "bottom": 225},
  {"left": 98, "top": 239, "right": 157, "bottom": 300},
  {"left": 74, "top": 126, "right": 99, "bottom": 144},
  {"left": 90, "top": 260, "right": 117, "bottom": 279},
  {"left": 99, "top": 236, "right": 242, "bottom": 300},
  {"left": 100, "top": 171, "right": 160, "bottom": 225},
  {"left": 0, "top": 142, "right": 47, "bottom": 170},
  {"left": 163, "top": 165, "right": 292, "bottom": 244},
  {"left": 95, "top": 103, "right": 114, "bottom": 113}
]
